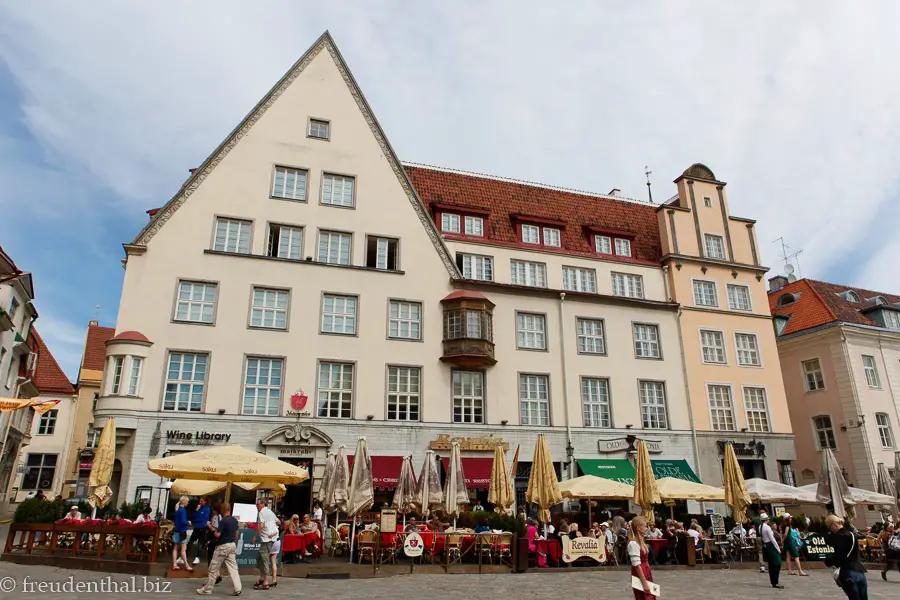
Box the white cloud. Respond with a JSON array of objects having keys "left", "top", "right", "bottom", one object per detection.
[{"left": 32, "top": 310, "right": 86, "bottom": 381}]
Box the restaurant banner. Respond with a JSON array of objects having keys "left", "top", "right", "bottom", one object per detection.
[
  {"left": 804, "top": 533, "right": 835, "bottom": 561},
  {"left": 562, "top": 536, "right": 606, "bottom": 563}
]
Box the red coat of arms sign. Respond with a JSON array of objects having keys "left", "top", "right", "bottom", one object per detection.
[{"left": 290, "top": 390, "right": 308, "bottom": 410}]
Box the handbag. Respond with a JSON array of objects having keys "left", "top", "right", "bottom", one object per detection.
[{"left": 831, "top": 531, "right": 854, "bottom": 585}]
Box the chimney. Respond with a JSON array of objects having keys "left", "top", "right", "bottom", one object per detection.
[
  {"left": 89, "top": 319, "right": 99, "bottom": 326},
  {"left": 608, "top": 188, "right": 621, "bottom": 197},
  {"left": 768, "top": 275, "right": 789, "bottom": 292}
]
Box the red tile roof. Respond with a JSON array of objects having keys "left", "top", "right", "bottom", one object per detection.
[
  {"left": 81, "top": 323, "right": 116, "bottom": 372},
  {"left": 405, "top": 164, "right": 662, "bottom": 265},
  {"left": 30, "top": 329, "right": 75, "bottom": 395},
  {"left": 769, "top": 278, "right": 900, "bottom": 336},
  {"left": 441, "top": 290, "right": 489, "bottom": 302},
  {"left": 109, "top": 330, "right": 151, "bottom": 343}
]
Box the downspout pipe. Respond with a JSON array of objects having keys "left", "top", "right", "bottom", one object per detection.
[
  {"left": 675, "top": 304, "right": 703, "bottom": 482},
  {"left": 557, "top": 293, "right": 575, "bottom": 480}
]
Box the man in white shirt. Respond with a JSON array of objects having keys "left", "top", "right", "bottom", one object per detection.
[
  {"left": 253, "top": 500, "right": 280, "bottom": 589},
  {"left": 759, "top": 513, "right": 783, "bottom": 589},
  {"left": 731, "top": 523, "right": 746, "bottom": 540}
]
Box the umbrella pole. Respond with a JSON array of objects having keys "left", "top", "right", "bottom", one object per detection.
[
  {"left": 349, "top": 519, "right": 357, "bottom": 564},
  {"left": 225, "top": 481, "right": 232, "bottom": 506},
  {"left": 588, "top": 501, "right": 592, "bottom": 526},
  {"left": 92, "top": 506, "right": 97, "bottom": 519}
]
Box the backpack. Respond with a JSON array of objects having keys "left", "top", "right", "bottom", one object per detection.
[{"left": 889, "top": 534, "right": 900, "bottom": 552}]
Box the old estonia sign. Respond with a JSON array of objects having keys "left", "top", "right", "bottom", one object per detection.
[
  {"left": 287, "top": 389, "right": 312, "bottom": 418},
  {"left": 562, "top": 536, "right": 606, "bottom": 563},
  {"left": 404, "top": 532, "right": 424, "bottom": 557}
]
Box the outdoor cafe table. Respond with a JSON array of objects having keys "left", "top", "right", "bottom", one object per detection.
[{"left": 535, "top": 539, "right": 562, "bottom": 565}]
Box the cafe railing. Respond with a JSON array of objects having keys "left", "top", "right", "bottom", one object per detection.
[{"left": 3, "top": 521, "right": 162, "bottom": 563}]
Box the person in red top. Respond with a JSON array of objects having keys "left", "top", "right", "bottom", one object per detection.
[{"left": 628, "top": 516, "right": 655, "bottom": 599}]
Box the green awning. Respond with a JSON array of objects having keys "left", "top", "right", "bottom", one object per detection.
[
  {"left": 651, "top": 459, "right": 701, "bottom": 483},
  {"left": 577, "top": 458, "right": 701, "bottom": 486}
]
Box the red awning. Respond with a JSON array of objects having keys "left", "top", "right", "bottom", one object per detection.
[
  {"left": 441, "top": 457, "right": 493, "bottom": 489},
  {"left": 346, "top": 455, "right": 403, "bottom": 489}
]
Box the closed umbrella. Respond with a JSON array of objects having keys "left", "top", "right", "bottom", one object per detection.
[
  {"left": 895, "top": 452, "right": 900, "bottom": 519},
  {"left": 816, "top": 447, "right": 855, "bottom": 519},
  {"left": 525, "top": 434, "right": 562, "bottom": 527},
  {"left": 88, "top": 418, "right": 116, "bottom": 516},
  {"left": 346, "top": 437, "right": 374, "bottom": 563},
  {"left": 444, "top": 442, "right": 469, "bottom": 526},
  {"left": 414, "top": 450, "right": 444, "bottom": 516},
  {"left": 633, "top": 439, "right": 660, "bottom": 522},
  {"left": 488, "top": 444, "right": 513, "bottom": 514},
  {"left": 877, "top": 462, "right": 898, "bottom": 521},
  {"left": 392, "top": 455, "right": 417, "bottom": 527},
  {"left": 317, "top": 452, "right": 336, "bottom": 530},
  {"left": 325, "top": 445, "right": 350, "bottom": 517},
  {"left": 723, "top": 443, "right": 751, "bottom": 523}
]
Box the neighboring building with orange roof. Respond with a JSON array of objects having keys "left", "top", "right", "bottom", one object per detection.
[{"left": 769, "top": 275, "right": 900, "bottom": 525}]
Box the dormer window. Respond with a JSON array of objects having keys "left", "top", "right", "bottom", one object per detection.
[
  {"left": 884, "top": 310, "right": 900, "bottom": 331},
  {"left": 873, "top": 296, "right": 888, "bottom": 306},
  {"left": 594, "top": 235, "right": 612, "bottom": 254},
  {"left": 776, "top": 293, "right": 797, "bottom": 308},
  {"left": 543, "top": 228, "right": 561, "bottom": 247},
  {"left": 841, "top": 290, "right": 860, "bottom": 303},
  {"left": 512, "top": 215, "right": 566, "bottom": 248},
  {"left": 773, "top": 315, "right": 789, "bottom": 336},
  {"left": 441, "top": 213, "right": 461, "bottom": 233},
  {"left": 522, "top": 224, "right": 540, "bottom": 244},
  {"left": 614, "top": 239, "right": 632, "bottom": 257},
  {"left": 464, "top": 216, "right": 484, "bottom": 237}
]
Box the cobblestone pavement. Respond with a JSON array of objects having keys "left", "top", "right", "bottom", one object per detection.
[{"left": 0, "top": 562, "right": 898, "bottom": 599}]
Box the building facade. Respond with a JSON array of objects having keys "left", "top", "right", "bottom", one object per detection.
[
  {"left": 94, "top": 32, "right": 793, "bottom": 515},
  {"left": 769, "top": 277, "right": 900, "bottom": 524}
]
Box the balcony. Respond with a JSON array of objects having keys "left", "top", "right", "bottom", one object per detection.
[
  {"left": 11, "top": 332, "right": 30, "bottom": 357},
  {"left": 0, "top": 308, "right": 12, "bottom": 332},
  {"left": 440, "top": 290, "right": 496, "bottom": 368}
]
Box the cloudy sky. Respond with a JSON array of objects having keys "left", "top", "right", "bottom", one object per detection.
[{"left": 2, "top": 1, "right": 899, "bottom": 378}]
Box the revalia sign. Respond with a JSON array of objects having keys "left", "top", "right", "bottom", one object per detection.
[
  {"left": 166, "top": 430, "right": 232, "bottom": 445},
  {"left": 562, "top": 536, "right": 606, "bottom": 563}
]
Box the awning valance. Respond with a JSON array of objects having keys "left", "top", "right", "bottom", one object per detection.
[
  {"left": 441, "top": 457, "right": 493, "bottom": 488},
  {"left": 347, "top": 455, "right": 403, "bottom": 489},
  {"left": 576, "top": 458, "right": 701, "bottom": 486}
]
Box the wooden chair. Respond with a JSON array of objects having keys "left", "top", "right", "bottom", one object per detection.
[
  {"left": 357, "top": 530, "right": 378, "bottom": 565},
  {"left": 476, "top": 533, "right": 494, "bottom": 565},
  {"left": 444, "top": 532, "right": 465, "bottom": 564},
  {"left": 328, "top": 526, "right": 349, "bottom": 557},
  {"left": 493, "top": 532, "right": 513, "bottom": 566}
]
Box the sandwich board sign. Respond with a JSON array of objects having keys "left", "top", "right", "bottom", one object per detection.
[
  {"left": 404, "top": 531, "right": 424, "bottom": 557},
  {"left": 562, "top": 536, "right": 606, "bottom": 563}
]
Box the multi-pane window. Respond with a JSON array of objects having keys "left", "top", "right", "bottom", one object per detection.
[
  {"left": 639, "top": 381, "right": 668, "bottom": 429},
  {"left": 693, "top": 280, "right": 718, "bottom": 307},
  {"left": 457, "top": 254, "right": 493, "bottom": 281},
  {"left": 744, "top": 387, "right": 771, "bottom": 433},
  {"left": 128, "top": 357, "right": 143, "bottom": 396},
  {"left": 9, "top": 297, "right": 19, "bottom": 319},
  {"left": 611, "top": 273, "right": 644, "bottom": 298},
  {"left": 520, "top": 374, "right": 550, "bottom": 426},
  {"left": 813, "top": 415, "right": 836, "bottom": 450},
  {"left": 37, "top": 409, "right": 58, "bottom": 435},
  {"left": 214, "top": 218, "right": 251, "bottom": 254},
  {"left": 318, "top": 230, "right": 351, "bottom": 265},
  {"left": 443, "top": 309, "right": 491, "bottom": 341},
  {"left": 175, "top": 281, "right": 217, "bottom": 323},
  {"left": 366, "top": 236, "right": 399, "bottom": 270},
  {"left": 862, "top": 355, "right": 881, "bottom": 388},
  {"left": 387, "top": 366, "right": 420, "bottom": 421},
  {"left": 242, "top": 357, "right": 283, "bottom": 416},
  {"left": 876, "top": 413, "right": 895, "bottom": 448},
  {"left": 321, "top": 173, "right": 355, "bottom": 207},
  {"left": 308, "top": 118, "right": 330, "bottom": 139},
  {"left": 317, "top": 362, "right": 353, "bottom": 418},
  {"left": 467, "top": 310, "right": 483, "bottom": 338},
  {"left": 271, "top": 166, "right": 308, "bottom": 200},
  {"left": 543, "top": 228, "right": 561, "bottom": 247},
  {"left": 452, "top": 371, "right": 484, "bottom": 424},
  {"left": 250, "top": 288, "right": 289, "bottom": 329},
  {"left": 110, "top": 356, "right": 124, "bottom": 395},
  {"left": 521, "top": 224, "right": 541, "bottom": 244},
  {"left": 322, "top": 294, "right": 357, "bottom": 335},
  {"left": 727, "top": 284, "right": 752, "bottom": 311},
  {"left": 703, "top": 196, "right": 712, "bottom": 207},
  {"left": 704, "top": 234, "right": 726, "bottom": 259},
  {"left": 85, "top": 427, "right": 100, "bottom": 449},
  {"left": 464, "top": 216, "right": 484, "bottom": 236},
  {"left": 389, "top": 300, "right": 422, "bottom": 340},
  {"left": 707, "top": 384, "right": 735, "bottom": 431},
  {"left": 510, "top": 260, "right": 547, "bottom": 288},
  {"left": 779, "top": 461, "right": 796, "bottom": 487},
  {"left": 884, "top": 310, "right": 900, "bottom": 330},
  {"left": 802, "top": 359, "right": 825, "bottom": 391},
  {"left": 594, "top": 235, "right": 612, "bottom": 254},
  {"left": 614, "top": 238, "right": 632, "bottom": 257},
  {"left": 22, "top": 454, "right": 56, "bottom": 490},
  {"left": 633, "top": 324, "right": 661, "bottom": 358},
  {"left": 582, "top": 378, "right": 611, "bottom": 428},
  {"left": 700, "top": 330, "right": 727, "bottom": 364},
  {"left": 163, "top": 352, "right": 207, "bottom": 411},
  {"left": 267, "top": 224, "right": 303, "bottom": 260},
  {"left": 576, "top": 318, "right": 605, "bottom": 354},
  {"left": 563, "top": 267, "right": 597, "bottom": 293},
  {"left": 735, "top": 333, "right": 761, "bottom": 366},
  {"left": 441, "top": 213, "right": 460, "bottom": 233},
  {"left": 516, "top": 313, "right": 547, "bottom": 350}
]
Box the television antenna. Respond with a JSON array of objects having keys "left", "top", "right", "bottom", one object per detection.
[
  {"left": 645, "top": 166, "right": 653, "bottom": 204},
  {"left": 772, "top": 237, "right": 803, "bottom": 279}
]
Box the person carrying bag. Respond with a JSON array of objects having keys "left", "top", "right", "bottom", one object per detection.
[{"left": 824, "top": 515, "right": 867, "bottom": 600}]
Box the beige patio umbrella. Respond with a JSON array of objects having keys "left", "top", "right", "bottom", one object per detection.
[
  {"left": 317, "top": 452, "right": 336, "bottom": 507},
  {"left": 88, "top": 418, "right": 116, "bottom": 515},
  {"left": 487, "top": 444, "right": 513, "bottom": 514},
  {"left": 559, "top": 475, "right": 634, "bottom": 500},
  {"left": 392, "top": 455, "right": 417, "bottom": 526},
  {"left": 324, "top": 445, "right": 350, "bottom": 517},
  {"left": 656, "top": 477, "right": 725, "bottom": 501},
  {"left": 0, "top": 398, "right": 59, "bottom": 414},
  {"left": 147, "top": 444, "right": 308, "bottom": 504},
  {"left": 633, "top": 439, "right": 660, "bottom": 522},
  {"left": 723, "top": 443, "right": 751, "bottom": 523},
  {"left": 816, "top": 447, "right": 855, "bottom": 519},
  {"left": 876, "top": 462, "right": 898, "bottom": 521},
  {"left": 414, "top": 450, "right": 444, "bottom": 516},
  {"left": 745, "top": 478, "right": 819, "bottom": 504},
  {"left": 346, "top": 437, "right": 374, "bottom": 563},
  {"left": 525, "top": 434, "right": 562, "bottom": 525},
  {"left": 800, "top": 483, "right": 895, "bottom": 506},
  {"left": 170, "top": 479, "right": 286, "bottom": 496}
]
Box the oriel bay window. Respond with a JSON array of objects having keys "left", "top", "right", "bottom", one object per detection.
[{"left": 441, "top": 291, "right": 496, "bottom": 368}]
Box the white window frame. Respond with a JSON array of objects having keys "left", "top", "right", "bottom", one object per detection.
[
  {"left": 321, "top": 294, "right": 357, "bottom": 335},
  {"left": 464, "top": 215, "right": 484, "bottom": 237},
  {"left": 633, "top": 323, "right": 661, "bottom": 359},
  {"left": 692, "top": 279, "right": 719, "bottom": 307},
  {"left": 707, "top": 384, "right": 736, "bottom": 432},
  {"left": 876, "top": 413, "right": 895, "bottom": 449},
  {"left": 611, "top": 272, "right": 644, "bottom": 299},
  {"left": 516, "top": 312, "right": 547, "bottom": 350},
  {"left": 594, "top": 235, "right": 612, "bottom": 254},
  {"left": 37, "top": 409, "right": 58, "bottom": 435},
  {"left": 614, "top": 238, "right": 632, "bottom": 257},
  {"left": 213, "top": 217, "right": 251, "bottom": 254},
  {"left": 242, "top": 357, "right": 283, "bottom": 416},
  {"left": 563, "top": 267, "right": 597, "bottom": 293},
  {"left": 267, "top": 223, "right": 304, "bottom": 260},
  {"left": 703, "top": 196, "right": 712, "bottom": 207},
  {"left": 519, "top": 374, "right": 550, "bottom": 426},
  {"left": 271, "top": 166, "right": 308, "bottom": 201},
  {"left": 452, "top": 370, "right": 484, "bottom": 424},
  {"left": 576, "top": 318, "right": 606, "bottom": 355},
  {"left": 699, "top": 329, "right": 727, "bottom": 364},
  {"left": 387, "top": 365, "right": 421, "bottom": 422},
  {"left": 317, "top": 361, "right": 354, "bottom": 419},
  {"left": 321, "top": 173, "right": 355, "bottom": 208},
  {"left": 308, "top": 118, "right": 330, "bottom": 140},
  {"left": 250, "top": 288, "right": 290, "bottom": 330},
  {"left": 162, "top": 352, "right": 208, "bottom": 412},
  {"left": 639, "top": 380, "right": 668, "bottom": 430},
  {"left": 367, "top": 236, "right": 398, "bottom": 270},
  {"left": 521, "top": 224, "right": 541, "bottom": 244},
  {"left": 883, "top": 310, "right": 900, "bottom": 330},
  {"left": 734, "top": 332, "right": 761, "bottom": 367},
  {"left": 174, "top": 281, "right": 218, "bottom": 324},
  {"left": 726, "top": 284, "right": 752, "bottom": 311},
  {"left": 317, "top": 230, "right": 352, "bottom": 265},
  {"left": 128, "top": 357, "right": 143, "bottom": 396},
  {"left": 543, "top": 227, "right": 562, "bottom": 247},
  {"left": 704, "top": 234, "right": 726, "bottom": 259},
  {"left": 388, "top": 300, "right": 422, "bottom": 340},
  {"left": 743, "top": 386, "right": 771, "bottom": 433},
  {"left": 582, "top": 377, "right": 611, "bottom": 428},
  {"left": 510, "top": 260, "right": 547, "bottom": 288},
  {"left": 109, "top": 356, "right": 124, "bottom": 395},
  {"left": 459, "top": 253, "right": 493, "bottom": 281},
  {"left": 441, "top": 213, "right": 461, "bottom": 233},
  {"left": 801, "top": 358, "right": 826, "bottom": 392},
  {"left": 862, "top": 355, "right": 881, "bottom": 388},
  {"left": 812, "top": 415, "right": 837, "bottom": 451}
]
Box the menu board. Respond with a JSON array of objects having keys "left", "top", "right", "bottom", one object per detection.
[
  {"left": 710, "top": 513, "right": 726, "bottom": 536},
  {"left": 380, "top": 508, "right": 397, "bottom": 533},
  {"left": 805, "top": 533, "right": 835, "bottom": 561}
]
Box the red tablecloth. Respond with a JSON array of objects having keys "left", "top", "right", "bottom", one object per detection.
[
  {"left": 535, "top": 539, "right": 562, "bottom": 563},
  {"left": 649, "top": 538, "right": 669, "bottom": 552},
  {"left": 282, "top": 531, "right": 319, "bottom": 554}
]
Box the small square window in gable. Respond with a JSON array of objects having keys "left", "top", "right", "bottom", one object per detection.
[{"left": 308, "top": 118, "right": 330, "bottom": 140}]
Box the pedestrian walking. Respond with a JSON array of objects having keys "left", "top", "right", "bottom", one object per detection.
[
  {"left": 172, "top": 496, "right": 192, "bottom": 572},
  {"left": 188, "top": 496, "right": 210, "bottom": 565},
  {"left": 782, "top": 514, "right": 807, "bottom": 576},
  {"left": 824, "top": 515, "right": 867, "bottom": 600},
  {"left": 880, "top": 525, "right": 900, "bottom": 580},
  {"left": 196, "top": 502, "right": 240, "bottom": 596},
  {"left": 759, "top": 513, "right": 783, "bottom": 589},
  {"left": 627, "top": 516, "right": 656, "bottom": 599},
  {"left": 252, "top": 499, "right": 280, "bottom": 590}
]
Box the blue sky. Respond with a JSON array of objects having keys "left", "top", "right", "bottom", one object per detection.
[{"left": 3, "top": 1, "right": 900, "bottom": 378}]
